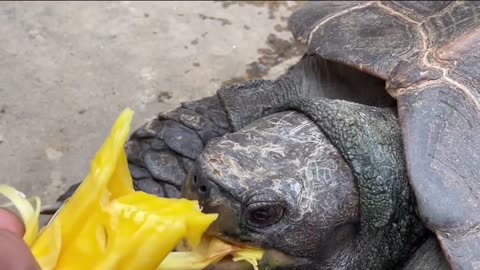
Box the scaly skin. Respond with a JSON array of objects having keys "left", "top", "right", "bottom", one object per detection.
[
  {"left": 184, "top": 97, "right": 427, "bottom": 269},
  {"left": 281, "top": 98, "right": 426, "bottom": 269},
  {"left": 125, "top": 95, "right": 231, "bottom": 198}
]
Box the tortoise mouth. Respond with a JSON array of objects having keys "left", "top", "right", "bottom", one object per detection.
[
  {"left": 208, "top": 245, "right": 306, "bottom": 270},
  {"left": 206, "top": 232, "right": 309, "bottom": 270}
]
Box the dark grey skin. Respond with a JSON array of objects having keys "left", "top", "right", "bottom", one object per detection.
[
  {"left": 187, "top": 109, "right": 451, "bottom": 270},
  {"left": 50, "top": 1, "right": 480, "bottom": 269},
  {"left": 183, "top": 104, "right": 439, "bottom": 270}
]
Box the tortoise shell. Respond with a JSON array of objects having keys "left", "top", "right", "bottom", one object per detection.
[{"left": 288, "top": 1, "right": 480, "bottom": 269}]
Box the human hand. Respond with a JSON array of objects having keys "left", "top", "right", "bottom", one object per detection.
[{"left": 0, "top": 208, "right": 40, "bottom": 270}]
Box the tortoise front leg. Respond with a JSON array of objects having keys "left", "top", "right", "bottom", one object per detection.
[{"left": 126, "top": 95, "right": 231, "bottom": 198}]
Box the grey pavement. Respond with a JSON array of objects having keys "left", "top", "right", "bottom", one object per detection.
[{"left": 0, "top": 1, "right": 304, "bottom": 206}]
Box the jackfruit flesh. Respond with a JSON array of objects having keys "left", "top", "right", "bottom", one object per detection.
[{"left": 0, "top": 108, "right": 263, "bottom": 270}]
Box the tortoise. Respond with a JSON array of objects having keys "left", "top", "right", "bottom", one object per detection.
[
  {"left": 185, "top": 108, "right": 440, "bottom": 270},
  {"left": 53, "top": 1, "right": 480, "bottom": 269}
]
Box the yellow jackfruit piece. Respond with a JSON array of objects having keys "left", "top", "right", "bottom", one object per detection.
[
  {"left": 158, "top": 237, "right": 264, "bottom": 270},
  {"left": 0, "top": 108, "right": 264, "bottom": 270}
]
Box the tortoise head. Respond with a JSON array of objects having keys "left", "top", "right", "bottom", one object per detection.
[
  {"left": 184, "top": 100, "right": 427, "bottom": 269},
  {"left": 184, "top": 111, "right": 359, "bottom": 269}
]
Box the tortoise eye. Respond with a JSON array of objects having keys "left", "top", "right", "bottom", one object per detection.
[{"left": 246, "top": 203, "right": 284, "bottom": 228}]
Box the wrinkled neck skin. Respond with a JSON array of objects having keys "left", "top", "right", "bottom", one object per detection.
[
  {"left": 215, "top": 55, "right": 428, "bottom": 269},
  {"left": 323, "top": 243, "right": 358, "bottom": 270}
]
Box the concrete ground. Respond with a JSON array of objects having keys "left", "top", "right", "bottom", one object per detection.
[{"left": 0, "top": 1, "right": 304, "bottom": 207}]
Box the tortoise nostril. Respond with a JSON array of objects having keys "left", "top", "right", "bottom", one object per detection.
[{"left": 188, "top": 170, "right": 209, "bottom": 196}]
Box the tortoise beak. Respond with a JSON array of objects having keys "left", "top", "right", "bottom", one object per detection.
[{"left": 182, "top": 168, "right": 244, "bottom": 239}]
